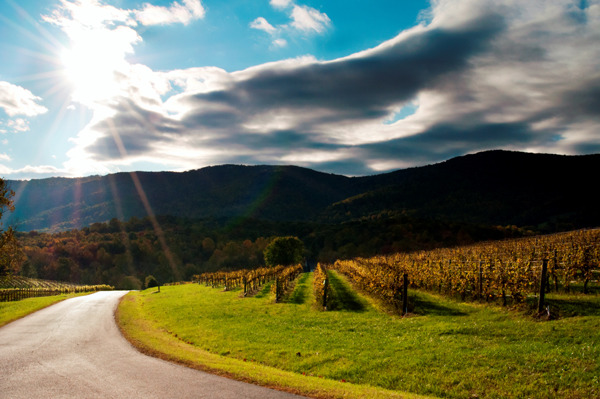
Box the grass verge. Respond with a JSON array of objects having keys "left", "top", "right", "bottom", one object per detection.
[
  {"left": 0, "top": 294, "right": 82, "bottom": 328},
  {"left": 117, "top": 273, "right": 600, "bottom": 399},
  {"left": 116, "top": 285, "right": 427, "bottom": 399}
]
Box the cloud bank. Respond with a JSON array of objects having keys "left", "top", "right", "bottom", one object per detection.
[{"left": 7, "top": 0, "right": 600, "bottom": 179}]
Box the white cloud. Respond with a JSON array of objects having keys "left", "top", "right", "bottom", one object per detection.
[
  {"left": 251, "top": 2, "right": 331, "bottom": 50},
  {"left": 134, "top": 0, "right": 205, "bottom": 26},
  {"left": 44, "top": 0, "right": 205, "bottom": 30},
  {"left": 0, "top": 164, "right": 67, "bottom": 179},
  {"left": 290, "top": 5, "right": 331, "bottom": 34},
  {"left": 42, "top": 0, "right": 135, "bottom": 29},
  {"left": 250, "top": 17, "right": 276, "bottom": 34},
  {"left": 273, "top": 38, "right": 288, "bottom": 48},
  {"left": 0, "top": 153, "right": 11, "bottom": 162},
  {"left": 0, "top": 82, "right": 48, "bottom": 117},
  {"left": 270, "top": 0, "right": 293, "bottom": 9},
  {"left": 7, "top": 118, "right": 30, "bottom": 133}
]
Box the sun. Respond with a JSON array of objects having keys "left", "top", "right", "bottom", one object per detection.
[
  {"left": 60, "top": 26, "right": 138, "bottom": 105},
  {"left": 61, "top": 48, "right": 117, "bottom": 104}
]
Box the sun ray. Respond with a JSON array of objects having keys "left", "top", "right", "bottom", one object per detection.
[
  {"left": 101, "top": 104, "right": 181, "bottom": 281},
  {"left": 128, "top": 171, "right": 181, "bottom": 281}
]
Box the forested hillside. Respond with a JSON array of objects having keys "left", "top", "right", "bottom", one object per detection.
[
  {"left": 14, "top": 215, "right": 519, "bottom": 288},
  {"left": 6, "top": 150, "right": 600, "bottom": 233}
]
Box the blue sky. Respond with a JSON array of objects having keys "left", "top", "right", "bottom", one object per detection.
[{"left": 0, "top": 0, "right": 599, "bottom": 180}]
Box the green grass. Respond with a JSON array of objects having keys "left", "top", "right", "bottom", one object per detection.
[
  {"left": 118, "top": 273, "right": 600, "bottom": 399},
  {"left": 0, "top": 294, "right": 79, "bottom": 328}
]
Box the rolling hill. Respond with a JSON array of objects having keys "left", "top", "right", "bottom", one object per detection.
[{"left": 4, "top": 150, "right": 600, "bottom": 232}]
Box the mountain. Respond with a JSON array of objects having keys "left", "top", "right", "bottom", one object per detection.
[
  {"left": 5, "top": 165, "right": 357, "bottom": 232},
  {"left": 4, "top": 150, "right": 600, "bottom": 232},
  {"left": 325, "top": 150, "right": 600, "bottom": 230}
]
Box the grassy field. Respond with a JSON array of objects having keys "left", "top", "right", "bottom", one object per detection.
[
  {"left": 0, "top": 294, "right": 80, "bottom": 328},
  {"left": 118, "top": 272, "right": 600, "bottom": 399}
]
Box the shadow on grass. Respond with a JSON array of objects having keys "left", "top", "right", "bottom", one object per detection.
[
  {"left": 411, "top": 293, "right": 468, "bottom": 316},
  {"left": 327, "top": 271, "right": 367, "bottom": 312},
  {"left": 286, "top": 273, "right": 309, "bottom": 305},
  {"left": 527, "top": 294, "right": 600, "bottom": 317}
]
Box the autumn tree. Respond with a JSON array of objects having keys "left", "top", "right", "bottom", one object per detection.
[{"left": 0, "top": 178, "right": 23, "bottom": 275}]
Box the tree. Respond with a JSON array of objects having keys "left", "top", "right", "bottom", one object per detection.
[
  {"left": 0, "top": 227, "right": 24, "bottom": 275},
  {"left": 145, "top": 275, "right": 158, "bottom": 289},
  {"left": 0, "top": 178, "right": 14, "bottom": 221},
  {"left": 0, "top": 179, "right": 21, "bottom": 276},
  {"left": 263, "top": 236, "right": 304, "bottom": 267}
]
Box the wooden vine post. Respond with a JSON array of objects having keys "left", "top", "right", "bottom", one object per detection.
[
  {"left": 478, "top": 261, "right": 483, "bottom": 300},
  {"left": 538, "top": 259, "right": 548, "bottom": 314},
  {"left": 402, "top": 273, "right": 409, "bottom": 316},
  {"left": 323, "top": 276, "right": 328, "bottom": 310},
  {"left": 275, "top": 276, "right": 281, "bottom": 303}
]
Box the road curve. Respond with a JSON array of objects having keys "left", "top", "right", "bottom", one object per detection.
[{"left": 0, "top": 291, "right": 304, "bottom": 398}]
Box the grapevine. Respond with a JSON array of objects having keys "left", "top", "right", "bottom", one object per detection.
[
  {"left": 0, "top": 275, "right": 113, "bottom": 302},
  {"left": 333, "top": 229, "right": 600, "bottom": 308},
  {"left": 194, "top": 264, "right": 303, "bottom": 301}
]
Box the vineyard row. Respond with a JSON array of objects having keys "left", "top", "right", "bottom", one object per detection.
[
  {"left": 331, "top": 229, "right": 600, "bottom": 309},
  {"left": 0, "top": 285, "right": 114, "bottom": 302},
  {"left": 194, "top": 264, "right": 303, "bottom": 302}
]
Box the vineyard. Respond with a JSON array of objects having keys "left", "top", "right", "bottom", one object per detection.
[
  {"left": 332, "top": 229, "right": 600, "bottom": 311},
  {"left": 194, "top": 264, "right": 303, "bottom": 302},
  {"left": 191, "top": 229, "right": 600, "bottom": 314},
  {"left": 117, "top": 229, "right": 600, "bottom": 399},
  {"left": 0, "top": 275, "right": 113, "bottom": 302}
]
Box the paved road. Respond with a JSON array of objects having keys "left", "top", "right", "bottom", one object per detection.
[{"left": 0, "top": 291, "right": 304, "bottom": 398}]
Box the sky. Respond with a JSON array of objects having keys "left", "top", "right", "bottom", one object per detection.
[{"left": 0, "top": 0, "right": 599, "bottom": 180}]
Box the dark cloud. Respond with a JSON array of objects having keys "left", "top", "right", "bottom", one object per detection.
[
  {"left": 203, "top": 129, "right": 339, "bottom": 152},
  {"left": 306, "top": 159, "right": 375, "bottom": 176},
  {"left": 561, "top": 79, "right": 600, "bottom": 121},
  {"left": 181, "top": 107, "right": 243, "bottom": 129},
  {"left": 184, "top": 14, "right": 506, "bottom": 126},
  {"left": 88, "top": 98, "right": 182, "bottom": 159},
  {"left": 358, "top": 122, "right": 544, "bottom": 167}
]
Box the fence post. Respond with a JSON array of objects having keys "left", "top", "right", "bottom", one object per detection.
[
  {"left": 478, "top": 261, "right": 483, "bottom": 300},
  {"left": 323, "top": 276, "right": 328, "bottom": 310},
  {"left": 538, "top": 259, "right": 548, "bottom": 314},
  {"left": 402, "top": 273, "right": 409, "bottom": 316}
]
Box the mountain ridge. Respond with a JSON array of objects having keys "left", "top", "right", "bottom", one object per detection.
[{"left": 5, "top": 150, "right": 600, "bottom": 232}]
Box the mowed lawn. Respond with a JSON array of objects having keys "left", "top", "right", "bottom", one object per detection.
[{"left": 120, "top": 272, "right": 600, "bottom": 399}]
